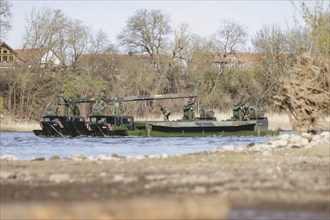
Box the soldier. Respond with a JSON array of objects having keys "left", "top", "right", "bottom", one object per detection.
[
  {"left": 66, "top": 97, "right": 81, "bottom": 116},
  {"left": 236, "top": 95, "right": 251, "bottom": 121},
  {"left": 91, "top": 89, "right": 107, "bottom": 115},
  {"left": 182, "top": 97, "right": 196, "bottom": 120}
]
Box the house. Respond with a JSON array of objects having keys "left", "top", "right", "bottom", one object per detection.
[
  {"left": 15, "top": 48, "right": 63, "bottom": 68},
  {"left": 0, "top": 41, "right": 18, "bottom": 68}
]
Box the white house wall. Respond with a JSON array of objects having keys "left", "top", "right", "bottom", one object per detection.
[{"left": 40, "top": 50, "right": 62, "bottom": 67}]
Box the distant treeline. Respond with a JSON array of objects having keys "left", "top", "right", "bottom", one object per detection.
[{"left": 0, "top": 2, "right": 328, "bottom": 120}]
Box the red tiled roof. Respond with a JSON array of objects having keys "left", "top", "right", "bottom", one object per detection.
[
  {"left": 0, "top": 41, "right": 18, "bottom": 55},
  {"left": 15, "top": 48, "right": 49, "bottom": 64},
  {"left": 212, "top": 52, "right": 263, "bottom": 64}
]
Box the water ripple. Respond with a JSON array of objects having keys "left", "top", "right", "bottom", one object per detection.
[{"left": 0, "top": 131, "right": 273, "bottom": 159}]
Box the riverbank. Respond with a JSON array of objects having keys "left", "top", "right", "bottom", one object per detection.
[
  {"left": 0, "top": 112, "right": 293, "bottom": 132},
  {"left": 1, "top": 132, "right": 329, "bottom": 219}
]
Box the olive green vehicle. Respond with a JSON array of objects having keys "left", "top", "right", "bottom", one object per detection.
[
  {"left": 33, "top": 91, "right": 278, "bottom": 137},
  {"left": 131, "top": 98, "right": 276, "bottom": 137}
]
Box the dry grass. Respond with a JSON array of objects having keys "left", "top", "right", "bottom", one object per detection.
[
  {"left": 265, "top": 112, "right": 292, "bottom": 131},
  {"left": 266, "top": 112, "right": 330, "bottom": 131},
  {"left": 0, "top": 115, "right": 39, "bottom": 132},
  {"left": 214, "top": 111, "right": 232, "bottom": 121},
  {"left": 314, "top": 116, "right": 330, "bottom": 131}
]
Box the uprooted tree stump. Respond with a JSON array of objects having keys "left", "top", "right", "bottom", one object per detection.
[{"left": 274, "top": 53, "right": 330, "bottom": 133}]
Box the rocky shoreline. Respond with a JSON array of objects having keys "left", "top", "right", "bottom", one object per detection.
[{"left": 1, "top": 132, "right": 329, "bottom": 219}]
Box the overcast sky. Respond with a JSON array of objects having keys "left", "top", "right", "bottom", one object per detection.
[{"left": 5, "top": 0, "right": 305, "bottom": 50}]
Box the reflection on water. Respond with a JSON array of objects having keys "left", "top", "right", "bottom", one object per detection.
[{"left": 0, "top": 131, "right": 273, "bottom": 159}]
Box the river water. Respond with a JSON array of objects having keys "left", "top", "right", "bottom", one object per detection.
[{"left": 0, "top": 131, "right": 275, "bottom": 159}]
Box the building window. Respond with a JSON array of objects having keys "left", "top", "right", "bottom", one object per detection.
[
  {"left": 3, "top": 50, "right": 7, "bottom": 54},
  {"left": 10, "top": 56, "right": 13, "bottom": 62},
  {"left": 3, "top": 56, "right": 7, "bottom": 62}
]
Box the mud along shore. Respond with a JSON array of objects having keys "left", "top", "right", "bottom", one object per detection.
[{"left": 1, "top": 132, "right": 329, "bottom": 219}]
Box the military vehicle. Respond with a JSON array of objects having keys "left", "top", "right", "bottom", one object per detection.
[
  {"left": 33, "top": 90, "right": 92, "bottom": 137},
  {"left": 131, "top": 97, "right": 275, "bottom": 137},
  {"left": 33, "top": 92, "right": 198, "bottom": 137},
  {"left": 85, "top": 93, "right": 198, "bottom": 137},
  {"left": 33, "top": 91, "right": 278, "bottom": 137}
]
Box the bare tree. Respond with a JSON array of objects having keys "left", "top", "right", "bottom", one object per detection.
[
  {"left": 293, "top": 1, "right": 330, "bottom": 57},
  {"left": 23, "top": 8, "right": 67, "bottom": 49},
  {"left": 66, "top": 19, "right": 90, "bottom": 66},
  {"left": 0, "top": 0, "right": 12, "bottom": 38},
  {"left": 252, "top": 24, "right": 287, "bottom": 59},
  {"left": 251, "top": 24, "right": 288, "bottom": 103},
  {"left": 286, "top": 27, "right": 309, "bottom": 54},
  {"left": 172, "top": 23, "right": 192, "bottom": 63},
  {"left": 89, "top": 29, "right": 111, "bottom": 54},
  {"left": 212, "top": 18, "right": 248, "bottom": 54},
  {"left": 22, "top": 7, "right": 94, "bottom": 67},
  {"left": 172, "top": 26, "right": 215, "bottom": 67},
  {"left": 118, "top": 9, "right": 171, "bottom": 57}
]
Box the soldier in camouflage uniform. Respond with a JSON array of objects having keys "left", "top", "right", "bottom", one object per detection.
[
  {"left": 91, "top": 89, "right": 107, "bottom": 116},
  {"left": 182, "top": 97, "right": 196, "bottom": 120},
  {"left": 232, "top": 95, "right": 251, "bottom": 121}
]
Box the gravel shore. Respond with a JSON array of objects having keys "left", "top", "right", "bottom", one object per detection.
[{"left": 1, "top": 132, "right": 329, "bottom": 219}]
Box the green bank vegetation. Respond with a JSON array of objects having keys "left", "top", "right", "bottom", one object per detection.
[{"left": 0, "top": 1, "right": 329, "bottom": 132}]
